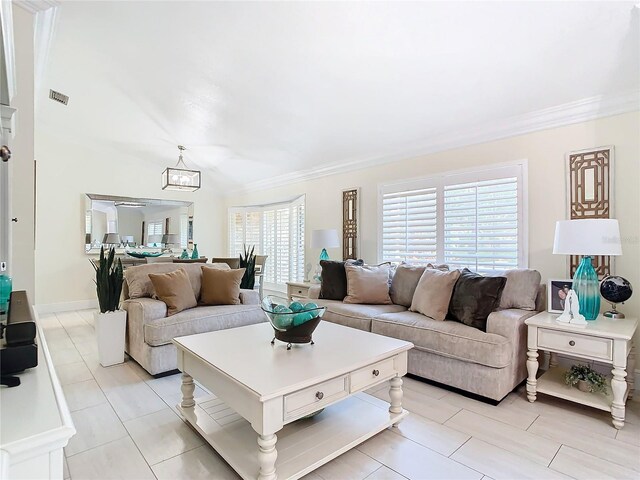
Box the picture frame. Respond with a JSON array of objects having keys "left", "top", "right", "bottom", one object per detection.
[{"left": 548, "top": 279, "right": 574, "bottom": 313}]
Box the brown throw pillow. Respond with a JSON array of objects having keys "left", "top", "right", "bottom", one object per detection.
[
  {"left": 148, "top": 268, "right": 197, "bottom": 316},
  {"left": 344, "top": 264, "right": 392, "bottom": 305},
  {"left": 200, "top": 267, "right": 245, "bottom": 306},
  {"left": 448, "top": 268, "right": 507, "bottom": 331},
  {"left": 390, "top": 264, "right": 426, "bottom": 307},
  {"left": 319, "top": 259, "right": 364, "bottom": 300},
  {"left": 410, "top": 269, "right": 461, "bottom": 321}
]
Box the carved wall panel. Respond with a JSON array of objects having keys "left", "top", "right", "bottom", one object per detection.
[{"left": 342, "top": 188, "right": 359, "bottom": 260}]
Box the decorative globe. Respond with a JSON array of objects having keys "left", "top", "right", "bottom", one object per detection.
[
  {"left": 599, "top": 276, "right": 632, "bottom": 304},
  {"left": 261, "top": 296, "right": 326, "bottom": 347}
]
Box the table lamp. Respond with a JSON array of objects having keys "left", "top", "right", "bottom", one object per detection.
[
  {"left": 162, "top": 233, "right": 180, "bottom": 250},
  {"left": 102, "top": 233, "right": 121, "bottom": 247},
  {"left": 310, "top": 229, "right": 340, "bottom": 282},
  {"left": 553, "top": 219, "right": 622, "bottom": 320}
]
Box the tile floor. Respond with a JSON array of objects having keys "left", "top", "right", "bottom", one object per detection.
[{"left": 40, "top": 309, "right": 640, "bottom": 480}]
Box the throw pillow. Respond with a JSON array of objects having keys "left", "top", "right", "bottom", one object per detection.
[
  {"left": 427, "top": 263, "right": 450, "bottom": 271},
  {"left": 410, "top": 269, "right": 461, "bottom": 321},
  {"left": 200, "top": 267, "right": 246, "bottom": 306},
  {"left": 148, "top": 268, "right": 197, "bottom": 316},
  {"left": 344, "top": 263, "right": 392, "bottom": 304},
  {"left": 448, "top": 268, "right": 507, "bottom": 331},
  {"left": 319, "top": 259, "right": 364, "bottom": 300},
  {"left": 389, "top": 264, "right": 426, "bottom": 307},
  {"left": 497, "top": 269, "right": 541, "bottom": 311}
]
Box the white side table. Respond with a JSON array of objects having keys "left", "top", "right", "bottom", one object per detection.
[
  {"left": 286, "top": 281, "right": 314, "bottom": 302},
  {"left": 525, "top": 312, "right": 637, "bottom": 429}
]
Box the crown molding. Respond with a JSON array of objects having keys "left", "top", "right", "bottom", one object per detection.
[
  {"left": 13, "top": 0, "right": 59, "bottom": 14},
  {"left": 238, "top": 90, "right": 640, "bottom": 194}
]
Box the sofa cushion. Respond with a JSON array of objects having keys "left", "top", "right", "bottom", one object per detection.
[
  {"left": 148, "top": 268, "right": 197, "bottom": 316},
  {"left": 495, "top": 269, "right": 541, "bottom": 311},
  {"left": 448, "top": 268, "right": 507, "bottom": 331},
  {"left": 125, "top": 262, "right": 230, "bottom": 300},
  {"left": 390, "top": 264, "right": 426, "bottom": 307},
  {"left": 344, "top": 263, "right": 392, "bottom": 305},
  {"left": 319, "top": 259, "right": 364, "bottom": 300},
  {"left": 372, "top": 311, "right": 512, "bottom": 368},
  {"left": 200, "top": 267, "right": 245, "bottom": 305},
  {"left": 410, "top": 268, "right": 460, "bottom": 321},
  {"left": 313, "top": 298, "right": 406, "bottom": 331},
  {"left": 144, "top": 304, "right": 266, "bottom": 346}
]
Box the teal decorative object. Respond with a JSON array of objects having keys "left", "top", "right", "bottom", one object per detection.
[
  {"left": 319, "top": 248, "right": 330, "bottom": 261},
  {"left": 126, "top": 252, "right": 163, "bottom": 259},
  {"left": 261, "top": 296, "right": 327, "bottom": 349},
  {"left": 0, "top": 266, "right": 12, "bottom": 315},
  {"left": 573, "top": 256, "right": 600, "bottom": 321},
  {"left": 191, "top": 243, "right": 199, "bottom": 259},
  {"left": 180, "top": 249, "right": 189, "bottom": 259}
]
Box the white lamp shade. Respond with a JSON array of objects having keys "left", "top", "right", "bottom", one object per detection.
[
  {"left": 162, "top": 233, "right": 181, "bottom": 245},
  {"left": 102, "top": 233, "right": 121, "bottom": 244},
  {"left": 311, "top": 229, "right": 340, "bottom": 249},
  {"left": 553, "top": 219, "right": 622, "bottom": 256}
]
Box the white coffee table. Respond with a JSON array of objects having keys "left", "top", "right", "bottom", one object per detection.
[{"left": 173, "top": 321, "right": 413, "bottom": 480}]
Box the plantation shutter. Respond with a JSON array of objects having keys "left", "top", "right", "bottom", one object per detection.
[
  {"left": 381, "top": 187, "right": 437, "bottom": 264},
  {"left": 444, "top": 177, "right": 519, "bottom": 273}
]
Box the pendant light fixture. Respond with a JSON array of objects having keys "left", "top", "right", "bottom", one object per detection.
[{"left": 162, "top": 145, "right": 201, "bottom": 191}]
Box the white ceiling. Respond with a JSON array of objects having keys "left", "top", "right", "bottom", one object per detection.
[{"left": 38, "top": 1, "right": 640, "bottom": 192}]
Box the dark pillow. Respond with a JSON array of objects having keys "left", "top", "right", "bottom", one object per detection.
[
  {"left": 319, "top": 259, "right": 364, "bottom": 300},
  {"left": 448, "top": 268, "right": 507, "bottom": 331}
]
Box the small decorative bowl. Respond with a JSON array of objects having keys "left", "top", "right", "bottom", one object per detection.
[
  {"left": 261, "top": 296, "right": 326, "bottom": 348},
  {"left": 126, "top": 251, "right": 163, "bottom": 259}
]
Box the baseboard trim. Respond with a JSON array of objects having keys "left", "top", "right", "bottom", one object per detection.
[{"left": 36, "top": 299, "right": 98, "bottom": 314}]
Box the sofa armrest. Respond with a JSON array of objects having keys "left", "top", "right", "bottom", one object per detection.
[
  {"left": 486, "top": 309, "right": 537, "bottom": 340},
  {"left": 122, "top": 297, "right": 167, "bottom": 323},
  {"left": 308, "top": 284, "right": 320, "bottom": 299},
  {"left": 240, "top": 289, "right": 260, "bottom": 305}
]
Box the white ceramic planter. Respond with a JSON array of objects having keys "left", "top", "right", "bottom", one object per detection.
[{"left": 94, "top": 310, "right": 127, "bottom": 367}]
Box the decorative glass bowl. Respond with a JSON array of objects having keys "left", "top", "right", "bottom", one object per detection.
[{"left": 261, "top": 296, "right": 326, "bottom": 348}]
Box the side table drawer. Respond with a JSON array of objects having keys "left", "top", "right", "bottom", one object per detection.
[
  {"left": 538, "top": 328, "right": 613, "bottom": 361},
  {"left": 284, "top": 375, "right": 348, "bottom": 420},
  {"left": 350, "top": 357, "right": 397, "bottom": 392}
]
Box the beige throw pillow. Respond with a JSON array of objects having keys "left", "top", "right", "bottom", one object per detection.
[
  {"left": 200, "top": 267, "right": 246, "bottom": 306},
  {"left": 497, "top": 269, "right": 541, "bottom": 311},
  {"left": 344, "top": 264, "right": 392, "bottom": 305},
  {"left": 148, "top": 268, "right": 197, "bottom": 316},
  {"left": 410, "top": 268, "right": 461, "bottom": 321}
]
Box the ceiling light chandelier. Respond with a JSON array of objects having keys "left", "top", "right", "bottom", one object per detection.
[{"left": 162, "top": 145, "right": 201, "bottom": 191}]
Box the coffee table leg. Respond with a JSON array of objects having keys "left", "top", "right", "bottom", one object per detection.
[
  {"left": 257, "top": 433, "right": 278, "bottom": 480},
  {"left": 389, "top": 376, "right": 403, "bottom": 426},
  {"left": 181, "top": 373, "right": 195, "bottom": 409}
]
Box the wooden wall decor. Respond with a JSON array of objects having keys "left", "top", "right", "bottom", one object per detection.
[
  {"left": 342, "top": 188, "right": 359, "bottom": 260},
  {"left": 566, "top": 146, "right": 614, "bottom": 278}
]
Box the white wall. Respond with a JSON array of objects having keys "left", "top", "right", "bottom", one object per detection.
[
  {"left": 9, "top": 6, "right": 35, "bottom": 300},
  {"left": 225, "top": 112, "right": 640, "bottom": 341},
  {"left": 34, "top": 131, "right": 225, "bottom": 306}
]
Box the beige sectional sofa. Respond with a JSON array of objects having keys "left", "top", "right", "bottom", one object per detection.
[
  {"left": 308, "top": 283, "right": 545, "bottom": 401},
  {"left": 122, "top": 263, "right": 265, "bottom": 375}
]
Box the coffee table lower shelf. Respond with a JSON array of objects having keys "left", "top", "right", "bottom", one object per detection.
[{"left": 178, "top": 392, "right": 407, "bottom": 480}]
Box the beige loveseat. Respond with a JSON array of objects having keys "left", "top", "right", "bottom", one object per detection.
[
  {"left": 122, "top": 263, "right": 265, "bottom": 375},
  {"left": 307, "top": 283, "right": 545, "bottom": 401}
]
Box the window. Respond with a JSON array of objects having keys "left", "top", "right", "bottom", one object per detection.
[
  {"left": 380, "top": 163, "right": 526, "bottom": 273},
  {"left": 229, "top": 196, "right": 305, "bottom": 290},
  {"left": 147, "top": 220, "right": 163, "bottom": 245}
]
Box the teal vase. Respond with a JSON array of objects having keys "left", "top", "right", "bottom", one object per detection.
[
  {"left": 573, "top": 256, "right": 600, "bottom": 321},
  {"left": 180, "top": 249, "right": 189, "bottom": 259},
  {"left": 319, "top": 248, "right": 330, "bottom": 261},
  {"left": 191, "top": 243, "right": 199, "bottom": 259},
  {"left": 0, "top": 271, "right": 12, "bottom": 315}
]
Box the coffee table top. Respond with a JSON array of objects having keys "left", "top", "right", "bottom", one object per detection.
[{"left": 173, "top": 321, "right": 413, "bottom": 401}]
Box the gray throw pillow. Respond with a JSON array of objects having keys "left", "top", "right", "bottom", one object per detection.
[
  {"left": 410, "top": 269, "right": 461, "bottom": 321},
  {"left": 497, "top": 269, "right": 541, "bottom": 311},
  {"left": 390, "top": 264, "right": 426, "bottom": 307},
  {"left": 448, "top": 268, "right": 507, "bottom": 331}
]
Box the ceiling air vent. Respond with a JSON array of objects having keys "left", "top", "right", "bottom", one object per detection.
[{"left": 49, "top": 89, "right": 69, "bottom": 105}]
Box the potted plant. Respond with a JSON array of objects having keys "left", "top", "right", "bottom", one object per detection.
[
  {"left": 564, "top": 364, "right": 607, "bottom": 394},
  {"left": 239, "top": 245, "right": 256, "bottom": 289},
  {"left": 91, "top": 246, "right": 126, "bottom": 367}
]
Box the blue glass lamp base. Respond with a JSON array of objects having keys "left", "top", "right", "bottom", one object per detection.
[
  {"left": 313, "top": 249, "right": 330, "bottom": 282},
  {"left": 572, "top": 256, "right": 600, "bottom": 321}
]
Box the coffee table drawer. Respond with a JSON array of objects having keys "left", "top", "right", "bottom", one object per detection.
[
  {"left": 350, "top": 357, "right": 397, "bottom": 392},
  {"left": 538, "top": 328, "right": 613, "bottom": 361},
  {"left": 284, "top": 375, "right": 348, "bottom": 419}
]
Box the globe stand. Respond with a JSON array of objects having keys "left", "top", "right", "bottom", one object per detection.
[{"left": 603, "top": 304, "right": 625, "bottom": 319}]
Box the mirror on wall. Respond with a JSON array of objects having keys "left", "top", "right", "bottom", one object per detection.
[{"left": 84, "top": 194, "right": 194, "bottom": 254}]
